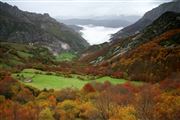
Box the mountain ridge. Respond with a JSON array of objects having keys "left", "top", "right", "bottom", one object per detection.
[
  {"left": 58, "top": 18, "right": 131, "bottom": 28},
  {"left": 111, "top": 0, "right": 180, "bottom": 40},
  {"left": 0, "top": 2, "right": 89, "bottom": 54}
]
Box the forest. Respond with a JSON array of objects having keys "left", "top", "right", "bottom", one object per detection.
[{"left": 0, "top": 73, "right": 179, "bottom": 120}]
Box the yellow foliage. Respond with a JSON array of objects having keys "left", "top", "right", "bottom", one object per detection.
[
  {"left": 154, "top": 93, "right": 180, "bottom": 120},
  {"left": 110, "top": 105, "right": 137, "bottom": 120},
  {"left": 36, "top": 100, "right": 50, "bottom": 108},
  {"left": 56, "top": 100, "right": 80, "bottom": 120},
  {"left": 39, "top": 107, "right": 55, "bottom": 120},
  {"left": 79, "top": 102, "right": 98, "bottom": 119}
]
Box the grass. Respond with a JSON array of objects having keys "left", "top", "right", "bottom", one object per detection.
[
  {"left": 0, "top": 63, "right": 9, "bottom": 68},
  {"left": 55, "top": 52, "right": 77, "bottom": 61},
  {"left": 17, "top": 51, "right": 33, "bottom": 58},
  {"left": 13, "top": 69, "right": 142, "bottom": 90}
]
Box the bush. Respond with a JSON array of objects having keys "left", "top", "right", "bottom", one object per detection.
[
  {"left": 55, "top": 88, "right": 78, "bottom": 102},
  {"left": 83, "top": 83, "right": 96, "bottom": 93},
  {"left": 77, "top": 76, "right": 85, "bottom": 80},
  {"left": 39, "top": 108, "right": 55, "bottom": 120}
]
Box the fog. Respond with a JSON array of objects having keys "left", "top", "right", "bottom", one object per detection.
[{"left": 79, "top": 25, "right": 122, "bottom": 45}]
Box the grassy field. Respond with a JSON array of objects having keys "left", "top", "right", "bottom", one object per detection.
[
  {"left": 13, "top": 69, "right": 141, "bottom": 90},
  {"left": 55, "top": 52, "right": 77, "bottom": 61}
]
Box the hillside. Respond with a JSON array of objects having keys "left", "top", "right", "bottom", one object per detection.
[
  {"left": 0, "top": 42, "right": 55, "bottom": 68},
  {"left": 80, "top": 12, "right": 180, "bottom": 82},
  {"left": 0, "top": 2, "right": 89, "bottom": 53},
  {"left": 111, "top": 0, "right": 180, "bottom": 40}
]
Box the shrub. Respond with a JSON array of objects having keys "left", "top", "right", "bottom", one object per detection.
[
  {"left": 39, "top": 108, "right": 55, "bottom": 120},
  {"left": 55, "top": 88, "right": 78, "bottom": 102},
  {"left": 83, "top": 83, "right": 96, "bottom": 93}
]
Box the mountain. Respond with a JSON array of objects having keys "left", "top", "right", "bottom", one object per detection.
[
  {"left": 111, "top": 0, "right": 180, "bottom": 40},
  {"left": 91, "top": 15, "right": 140, "bottom": 22},
  {"left": 67, "top": 25, "right": 83, "bottom": 32},
  {"left": 0, "top": 2, "right": 89, "bottom": 54},
  {"left": 80, "top": 12, "right": 180, "bottom": 82},
  {"left": 58, "top": 19, "right": 131, "bottom": 28}
]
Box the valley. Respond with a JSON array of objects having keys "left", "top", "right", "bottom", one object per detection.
[
  {"left": 0, "top": 1, "right": 179, "bottom": 120},
  {"left": 13, "top": 68, "right": 141, "bottom": 90}
]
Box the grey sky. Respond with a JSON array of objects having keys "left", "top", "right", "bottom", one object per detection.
[{"left": 1, "top": 0, "right": 173, "bottom": 18}]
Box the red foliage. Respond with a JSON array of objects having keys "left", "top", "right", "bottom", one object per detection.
[
  {"left": 159, "top": 79, "right": 180, "bottom": 91},
  {"left": 112, "top": 71, "right": 124, "bottom": 78},
  {"left": 122, "top": 82, "right": 139, "bottom": 93},
  {"left": 83, "top": 83, "right": 96, "bottom": 93},
  {"left": 0, "top": 75, "right": 18, "bottom": 98}
]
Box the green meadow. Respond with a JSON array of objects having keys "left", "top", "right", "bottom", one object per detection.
[
  {"left": 55, "top": 52, "right": 77, "bottom": 61},
  {"left": 13, "top": 69, "right": 141, "bottom": 90}
]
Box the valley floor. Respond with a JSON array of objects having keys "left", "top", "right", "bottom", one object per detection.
[{"left": 13, "top": 69, "right": 141, "bottom": 90}]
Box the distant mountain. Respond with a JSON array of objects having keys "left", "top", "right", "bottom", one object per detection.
[
  {"left": 80, "top": 12, "right": 180, "bottom": 82},
  {"left": 0, "top": 2, "right": 89, "bottom": 54},
  {"left": 67, "top": 25, "right": 83, "bottom": 32},
  {"left": 91, "top": 15, "right": 140, "bottom": 22},
  {"left": 111, "top": 0, "right": 180, "bottom": 40},
  {"left": 58, "top": 19, "right": 131, "bottom": 28}
]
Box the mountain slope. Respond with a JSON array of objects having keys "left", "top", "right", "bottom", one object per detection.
[
  {"left": 80, "top": 12, "right": 180, "bottom": 82},
  {"left": 111, "top": 0, "right": 180, "bottom": 40},
  {"left": 0, "top": 2, "right": 89, "bottom": 53},
  {"left": 0, "top": 42, "right": 55, "bottom": 68}
]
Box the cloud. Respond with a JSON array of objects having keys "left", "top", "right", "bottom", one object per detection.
[
  {"left": 2, "top": 0, "right": 172, "bottom": 18},
  {"left": 2, "top": 0, "right": 172, "bottom": 3}
]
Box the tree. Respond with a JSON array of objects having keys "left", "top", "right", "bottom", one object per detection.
[
  {"left": 39, "top": 108, "right": 55, "bottom": 120},
  {"left": 56, "top": 100, "right": 80, "bottom": 120},
  {"left": 95, "top": 91, "right": 116, "bottom": 120},
  {"left": 48, "top": 95, "right": 57, "bottom": 108},
  {"left": 134, "top": 84, "right": 161, "bottom": 120},
  {"left": 109, "top": 105, "right": 137, "bottom": 120},
  {"left": 154, "top": 93, "right": 180, "bottom": 120},
  {"left": 79, "top": 102, "right": 100, "bottom": 120},
  {"left": 0, "top": 75, "right": 18, "bottom": 99},
  {"left": 55, "top": 88, "right": 78, "bottom": 102},
  {"left": 14, "top": 88, "right": 34, "bottom": 103},
  {"left": 83, "top": 83, "right": 95, "bottom": 93}
]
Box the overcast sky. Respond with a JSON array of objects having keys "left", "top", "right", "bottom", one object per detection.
[{"left": 1, "top": 0, "right": 172, "bottom": 18}]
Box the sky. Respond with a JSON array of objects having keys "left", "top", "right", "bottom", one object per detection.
[{"left": 1, "top": 0, "right": 173, "bottom": 18}]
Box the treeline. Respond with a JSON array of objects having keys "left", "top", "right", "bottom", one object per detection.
[{"left": 0, "top": 74, "right": 179, "bottom": 120}]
